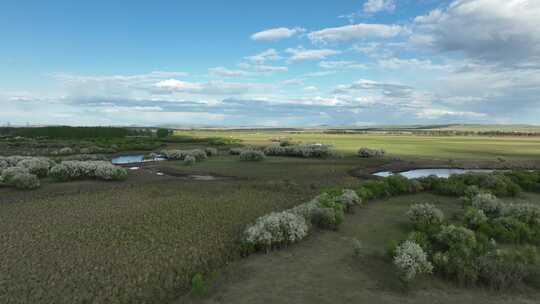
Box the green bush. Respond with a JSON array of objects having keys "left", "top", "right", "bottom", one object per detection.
[
  {"left": 477, "top": 246, "right": 540, "bottom": 289},
  {"left": 311, "top": 207, "right": 344, "bottom": 230},
  {"left": 156, "top": 128, "right": 171, "bottom": 138},
  {"left": 463, "top": 207, "right": 488, "bottom": 230},
  {"left": 184, "top": 155, "right": 196, "bottom": 166},
  {"left": 204, "top": 147, "right": 218, "bottom": 157},
  {"left": 191, "top": 273, "right": 207, "bottom": 296},
  {"left": 6, "top": 172, "right": 40, "bottom": 190},
  {"left": 239, "top": 150, "right": 265, "bottom": 161}
]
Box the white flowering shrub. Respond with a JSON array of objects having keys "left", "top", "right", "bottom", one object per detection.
[
  {"left": 393, "top": 240, "right": 433, "bottom": 283},
  {"left": 0, "top": 159, "right": 9, "bottom": 171},
  {"left": 161, "top": 149, "right": 207, "bottom": 161},
  {"left": 357, "top": 147, "right": 386, "bottom": 158},
  {"left": 184, "top": 155, "right": 196, "bottom": 166},
  {"left": 243, "top": 211, "right": 309, "bottom": 252},
  {"left": 8, "top": 172, "right": 40, "bottom": 190},
  {"left": 1, "top": 166, "right": 30, "bottom": 183},
  {"left": 204, "top": 147, "right": 218, "bottom": 157},
  {"left": 58, "top": 147, "right": 74, "bottom": 155},
  {"left": 239, "top": 150, "right": 265, "bottom": 161},
  {"left": 50, "top": 161, "right": 127, "bottom": 182},
  {"left": 471, "top": 193, "right": 504, "bottom": 217},
  {"left": 264, "top": 143, "right": 338, "bottom": 158},
  {"left": 406, "top": 203, "right": 444, "bottom": 230},
  {"left": 17, "top": 157, "right": 51, "bottom": 177},
  {"left": 335, "top": 189, "right": 362, "bottom": 211}
]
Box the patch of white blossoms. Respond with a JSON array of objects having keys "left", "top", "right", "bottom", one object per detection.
[
  {"left": 244, "top": 211, "right": 308, "bottom": 251},
  {"left": 406, "top": 203, "right": 444, "bottom": 228},
  {"left": 393, "top": 240, "right": 433, "bottom": 283},
  {"left": 50, "top": 161, "right": 127, "bottom": 181}
]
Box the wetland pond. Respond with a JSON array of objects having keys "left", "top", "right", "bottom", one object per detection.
[{"left": 373, "top": 168, "right": 495, "bottom": 179}]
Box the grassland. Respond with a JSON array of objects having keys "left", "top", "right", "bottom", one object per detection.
[
  {"left": 2, "top": 128, "right": 540, "bottom": 303},
  {"left": 184, "top": 193, "right": 540, "bottom": 304},
  {"left": 175, "top": 130, "right": 540, "bottom": 160}
]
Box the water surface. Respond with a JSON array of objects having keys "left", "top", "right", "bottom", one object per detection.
[{"left": 373, "top": 168, "right": 494, "bottom": 179}]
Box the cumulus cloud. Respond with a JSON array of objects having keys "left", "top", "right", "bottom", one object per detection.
[
  {"left": 245, "top": 49, "right": 282, "bottom": 63},
  {"left": 412, "top": 0, "right": 540, "bottom": 65},
  {"left": 308, "top": 23, "right": 406, "bottom": 43},
  {"left": 363, "top": 0, "right": 396, "bottom": 14},
  {"left": 251, "top": 27, "right": 306, "bottom": 41},
  {"left": 285, "top": 47, "right": 341, "bottom": 61}
]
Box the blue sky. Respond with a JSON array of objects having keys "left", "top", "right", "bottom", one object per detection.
[{"left": 1, "top": 0, "right": 539, "bottom": 126}]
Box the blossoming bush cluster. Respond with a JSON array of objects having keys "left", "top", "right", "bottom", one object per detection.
[
  {"left": 389, "top": 189, "right": 540, "bottom": 289},
  {"left": 0, "top": 156, "right": 55, "bottom": 190},
  {"left": 243, "top": 211, "right": 309, "bottom": 253},
  {"left": 50, "top": 161, "right": 127, "bottom": 182},
  {"left": 160, "top": 149, "right": 207, "bottom": 161},
  {"left": 264, "top": 143, "right": 340, "bottom": 158},
  {"left": 406, "top": 203, "right": 445, "bottom": 232},
  {"left": 239, "top": 150, "right": 265, "bottom": 161},
  {"left": 357, "top": 147, "right": 386, "bottom": 158},
  {"left": 242, "top": 189, "right": 361, "bottom": 254},
  {"left": 184, "top": 155, "right": 196, "bottom": 166},
  {"left": 393, "top": 240, "right": 433, "bottom": 284},
  {"left": 0, "top": 166, "right": 41, "bottom": 190}
]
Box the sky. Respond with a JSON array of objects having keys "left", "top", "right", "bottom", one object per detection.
[{"left": 1, "top": 0, "right": 539, "bottom": 127}]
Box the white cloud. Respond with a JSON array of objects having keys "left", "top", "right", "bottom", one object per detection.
[
  {"left": 245, "top": 49, "right": 282, "bottom": 63},
  {"left": 363, "top": 0, "right": 396, "bottom": 14},
  {"left": 285, "top": 47, "right": 341, "bottom": 61},
  {"left": 209, "top": 67, "right": 248, "bottom": 77},
  {"left": 319, "top": 60, "right": 367, "bottom": 69},
  {"left": 251, "top": 27, "right": 305, "bottom": 41},
  {"left": 412, "top": 0, "right": 540, "bottom": 64},
  {"left": 378, "top": 57, "right": 450, "bottom": 70},
  {"left": 416, "top": 108, "right": 486, "bottom": 119},
  {"left": 253, "top": 65, "right": 288, "bottom": 73},
  {"left": 308, "top": 23, "right": 406, "bottom": 43},
  {"left": 155, "top": 79, "right": 204, "bottom": 92}
]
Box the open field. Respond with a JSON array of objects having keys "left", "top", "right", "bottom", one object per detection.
[
  {"left": 175, "top": 130, "right": 540, "bottom": 160},
  {"left": 2, "top": 128, "right": 540, "bottom": 303}
]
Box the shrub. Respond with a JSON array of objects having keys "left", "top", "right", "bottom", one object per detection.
[
  {"left": 393, "top": 240, "right": 433, "bottom": 284},
  {"left": 156, "top": 128, "right": 171, "bottom": 138},
  {"left": 191, "top": 273, "right": 207, "bottom": 296},
  {"left": 58, "top": 147, "right": 74, "bottom": 155},
  {"left": 264, "top": 143, "right": 338, "bottom": 159},
  {"left": 184, "top": 155, "right": 196, "bottom": 166},
  {"left": 50, "top": 161, "right": 127, "bottom": 182},
  {"left": 7, "top": 172, "right": 40, "bottom": 190},
  {"left": 359, "top": 180, "right": 390, "bottom": 200},
  {"left": 471, "top": 193, "right": 504, "bottom": 218},
  {"left": 357, "top": 147, "right": 386, "bottom": 158},
  {"left": 239, "top": 150, "right": 265, "bottom": 161},
  {"left": 477, "top": 246, "right": 540, "bottom": 289},
  {"left": 386, "top": 175, "right": 413, "bottom": 195},
  {"left": 504, "top": 170, "right": 540, "bottom": 192},
  {"left": 406, "top": 203, "right": 444, "bottom": 232},
  {"left": 243, "top": 211, "right": 308, "bottom": 252},
  {"left": 311, "top": 207, "right": 343, "bottom": 230},
  {"left": 334, "top": 189, "right": 362, "bottom": 212},
  {"left": 503, "top": 203, "right": 540, "bottom": 224},
  {"left": 463, "top": 207, "right": 488, "bottom": 230},
  {"left": 204, "top": 147, "right": 218, "bottom": 157},
  {"left": 0, "top": 166, "right": 30, "bottom": 184},
  {"left": 433, "top": 225, "right": 481, "bottom": 285},
  {"left": 229, "top": 148, "right": 243, "bottom": 155},
  {"left": 407, "top": 231, "right": 432, "bottom": 253},
  {"left": 483, "top": 217, "right": 532, "bottom": 243},
  {"left": 160, "top": 149, "right": 207, "bottom": 161},
  {"left": 17, "top": 157, "right": 51, "bottom": 177}
]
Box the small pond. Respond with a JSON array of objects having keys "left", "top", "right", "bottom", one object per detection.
[
  {"left": 111, "top": 154, "right": 165, "bottom": 165},
  {"left": 373, "top": 168, "right": 494, "bottom": 179}
]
